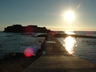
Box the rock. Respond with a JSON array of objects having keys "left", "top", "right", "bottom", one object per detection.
[{"left": 4, "top": 24, "right": 50, "bottom": 33}]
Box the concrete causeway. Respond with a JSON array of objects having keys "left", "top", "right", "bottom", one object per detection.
[{"left": 23, "top": 35, "right": 96, "bottom": 72}]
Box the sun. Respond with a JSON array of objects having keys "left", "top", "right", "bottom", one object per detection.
[{"left": 64, "top": 11, "right": 75, "bottom": 21}]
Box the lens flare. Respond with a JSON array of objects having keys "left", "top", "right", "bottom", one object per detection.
[
  {"left": 24, "top": 47, "right": 34, "bottom": 57},
  {"left": 49, "top": 31, "right": 57, "bottom": 36},
  {"left": 24, "top": 25, "right": 35, "bottom": 34},
  {"left": 85, "top": 31, "right": 94, "bottom": 36}
]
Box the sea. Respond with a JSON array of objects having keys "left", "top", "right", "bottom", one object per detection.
[
  {"left": 0, "top": 31, "right": 45, "bottom": 58},
  {"left": 57, "top": 31, "right": 96, "bottom": 64},
  {"left": 0, "top": 31, "right": 96, "bottom": 64}
]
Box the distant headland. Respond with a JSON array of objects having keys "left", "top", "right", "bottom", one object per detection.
[{"left": 4, "top": 24, "right": 50, "bottom": 33}]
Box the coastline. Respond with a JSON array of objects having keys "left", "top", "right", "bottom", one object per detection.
[
  {"left": 0, "top": 32, "right": 96, "bottom": 72},
  {"left": 0, "top": 55, "right": 39, "bottom": 72},
  {"left": 0, "top": 43, "right": 45, "bottom": 72},
  {"left": 0, "top": 36, "right": 46, "bottom": 72}
]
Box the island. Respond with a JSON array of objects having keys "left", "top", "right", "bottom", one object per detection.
[{"left": 4, "top": 24, "right": 50, "bottom": 33}]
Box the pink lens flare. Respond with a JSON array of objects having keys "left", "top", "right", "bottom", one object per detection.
[
  {"left": 49, "top": 31, "right": 57, "bottom": 36},
  {"left": 85, "top": 31, "right": 94, "bottom": 36},
  {"left": 24, "top": 47, "right": 34, "bottom": 57},
  {"left": 24, "top": 25, "right": 34, "bottom": 33}
]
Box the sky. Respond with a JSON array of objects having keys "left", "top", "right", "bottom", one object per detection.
[{"left": 0, "top": 0, "right": 96, "bottom": 31}]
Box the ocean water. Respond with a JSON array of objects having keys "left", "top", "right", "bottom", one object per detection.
[
  {"left": 0, "top": 31, "right": 45, "bottom": 58},
  {"left": 57, "top": 31, "right": 96, "bottom": 64},
  {"left": 0, "top": 31, "right": 96, "bottom": 65}
]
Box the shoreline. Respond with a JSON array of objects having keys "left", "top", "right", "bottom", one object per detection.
[
  {"left": 0, "top": 50, "right": 44, "bottom": 72},
  {"left": 0, "top": 37, "right": 46, "bottom": 72},
  {"left": 0, "top": 33, "right": 96, "bottom": 72}
]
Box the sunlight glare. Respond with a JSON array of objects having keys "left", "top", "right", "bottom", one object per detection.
[
  {"left": 65, "top": 30, "right": 75, "bottom": 35},
  {"left": 64, "top": 36, "right": 76, "bottom": 54}
]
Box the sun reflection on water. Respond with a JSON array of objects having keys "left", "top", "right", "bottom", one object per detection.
[
  {"left": 64, "top": 36, "right": 76, "bottom": 54},
  {"left": 65, "top": 30, "right": 75, "bottom": 35}
]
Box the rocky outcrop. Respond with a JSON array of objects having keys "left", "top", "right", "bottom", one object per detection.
[
  {"left": 4, "top": 25, "right": 24, "bottom": 32},
  {"left": 4, "top": 24, "right": 50, "bottom": 33}
]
